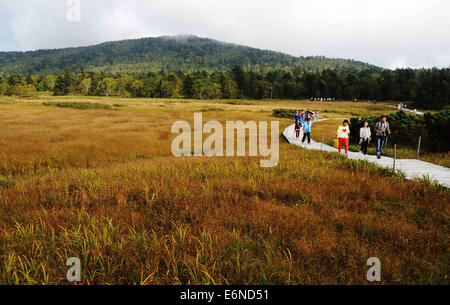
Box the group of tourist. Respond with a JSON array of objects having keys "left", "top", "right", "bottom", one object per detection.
[
  {"left": 294, "top": 112, "right": 392, "bottom": 159},
  {"left": 294, "top": 110, "right": 320, "bottom": 145},
  {"left": 310, "top": 97, "right": 335, "bottom": 102},
  {"left": 397, "top": 103, "right": 408, "bottom": 110},
  {"left": 334, "top": 116, "right": 391, "bottom": 158},
  {"left": 398, "top": 103, "right": 419, "bottom": 115}
]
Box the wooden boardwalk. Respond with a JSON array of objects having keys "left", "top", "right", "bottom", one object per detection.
[{"left": 283, "top": 123, "right": 450, "bottom": 188}]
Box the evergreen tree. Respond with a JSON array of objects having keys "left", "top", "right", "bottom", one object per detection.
[{"left": 182, "top": 75, "right": 194, "bottom": 98}]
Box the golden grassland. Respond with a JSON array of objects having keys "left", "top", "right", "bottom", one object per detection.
[{"left": 0, "top": 96, "right": 448, "bottom": 284}]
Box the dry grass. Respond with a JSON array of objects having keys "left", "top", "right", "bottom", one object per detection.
[
  {"left": 0, "top": 96, "right": 448, "bottom": 285},
  {"left": 345, "top": 144, "right": 450, "bottom": 168}
]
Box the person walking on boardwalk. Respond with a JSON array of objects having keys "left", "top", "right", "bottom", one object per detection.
[
  {"left": 374, "top": 115, "right": 391, "bottom": 159},
  {"left": 359, "top": 121, "right": 371, "bottom": 155},
  {"left": 295, "top": 120, "right": 301, "bottom": 138},
  {"left": 310, "top": 110, "right": 316, "bottom": 123},
  {"left": 300, "top": 110, "right": 306, "bottom": 126},
  {"left": 305, "top": 110, "right": 313, "bottom": 122},
  {"left": 337, "top": 120, "right": 351, "bottom": 155},
  {"left": 302, "top": 119, "right": 312, "bottom": 145}
]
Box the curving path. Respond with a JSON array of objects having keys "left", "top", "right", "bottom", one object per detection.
[
  {"left": 283, "top": 121, "right": 450, "bottom": 188},
  {"left": 383, "top": 104, "right": 424, "bottom": 115}
]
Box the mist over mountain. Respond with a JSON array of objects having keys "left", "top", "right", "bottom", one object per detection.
[{"left": 0, "top": 35, "right": 380, "bottom": 74}]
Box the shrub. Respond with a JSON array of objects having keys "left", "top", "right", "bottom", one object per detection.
[
  {"left": 0, "top": 83, "right": 8, "bottom": 96},
  {"left": 13, "top": 84, "right": 38, "bottom": 97},
  {"left": 42, "top": 102, "right": 112, "bottom": 110},
  {"left": 200, "top": 107, "right": 224, "bottom": 112},
  {"left": 272, "top": 109, "right": 297, "bottom": 119},
  {"left": 350, "top": 110, "right": 450, "bottom": 152}
]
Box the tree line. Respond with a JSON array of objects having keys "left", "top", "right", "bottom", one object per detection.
[{"left": 0, "top": 66, "right": 448, "bottom": 109}]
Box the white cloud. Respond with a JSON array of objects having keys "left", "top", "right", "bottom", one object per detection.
[
  {"left": 388, "top": 56, "right": 410, "bottom": 69},
  {"left": 0, "top": 0, "right": 449, "bottom": 68},
  {"left": 434, "top": 52, "right": 450, "bottom": 68}
]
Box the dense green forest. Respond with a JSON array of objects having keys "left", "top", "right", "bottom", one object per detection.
[
  {"left": 0, "top": 35, "right": 378, "bottom": 74},
  {"left": 1, "top": 66, "right": 448, "bottom": 109}
]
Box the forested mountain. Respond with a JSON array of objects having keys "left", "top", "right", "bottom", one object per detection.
[
  {"left": 0, "top": 35, "right": 379, "bottom": 74},
  {"left": 2, "top": 35, "right": 447, "bottom": 109}
]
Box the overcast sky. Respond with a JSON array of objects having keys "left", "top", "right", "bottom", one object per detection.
[{"left": 0, "top": 0, "right": 449, "bottom": 69}]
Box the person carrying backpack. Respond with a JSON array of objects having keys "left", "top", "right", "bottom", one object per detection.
[
  {"left": 337, "top": 120, "right": 351, "bottom": 155},
  {"left": 300, "top": 110, "right": 306, "bottom": 125},
  {"left": 374, "top": 116, "right": 391, "bottom": 159},
  {"left": 305, "top": 111, "right": 312, "bottom": 121}
]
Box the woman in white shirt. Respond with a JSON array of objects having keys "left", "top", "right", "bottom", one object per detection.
[{"left": 359, "top": 122, "right": 371, "bottom": 155}]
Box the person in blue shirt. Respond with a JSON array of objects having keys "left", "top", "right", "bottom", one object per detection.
[
  {"left": 300, "top": 110, "right": 306, "bottom": 125},
  {"left": 295, "top": 111, "right": 300, "bottom": 124},
  {"left": 302, "top": 119, "right": 312, "bottom": 144}
]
